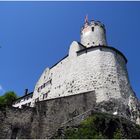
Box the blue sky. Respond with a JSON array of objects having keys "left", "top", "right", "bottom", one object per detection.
[{"left": 0, "top": 2, "right": 140, "bottom": 99}]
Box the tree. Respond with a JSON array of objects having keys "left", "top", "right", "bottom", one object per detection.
[
  {"left": 0, "top": 91, "right": 18, "bottom": 107},
  {"left": 0, "top": 96, "right": 5, "bottom": 106}
]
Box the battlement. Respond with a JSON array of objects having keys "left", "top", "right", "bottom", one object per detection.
[
  {"left": 81, "top": 20, "right": 105, "bottom": 32},
  {"left": 80, "top": 17, "right": 107, "bottom": 47}
]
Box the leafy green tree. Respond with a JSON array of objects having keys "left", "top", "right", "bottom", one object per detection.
[
  {"left": 0, "top": 91, "right": 18, "bottom": 107},
  {"left": 0, "top": 96, "right": 5, "bottom": 106}
]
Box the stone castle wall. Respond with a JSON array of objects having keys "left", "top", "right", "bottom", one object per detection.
[
  {"left": 0, "top": 91, "right": 96, "bottom": 139},
  {"left": 1, "top": 90, "right": 140, "bottom": 139},
  {"left": 32, "top": 42, "right": 133, "bottom": 107},
  {"left": 32, "top": 91, "right": 96, "bottom": 138},
  {"left": 2, "top": 19, "right": 139, "bottom": 139},
  {"left": 0, "top": 106, "right": 33, "bottom": 139}
]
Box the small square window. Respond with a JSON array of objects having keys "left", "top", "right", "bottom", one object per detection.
[{"left": 43, "top": 93, "right": 48, "bottom": 99}]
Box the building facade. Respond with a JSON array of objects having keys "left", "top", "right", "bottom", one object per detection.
[
  {"left": 13, "top": 89, "right": 33, "bottom": 108},
  {"left": 12, "top": 17, "right": 140, "bottom": 125},
  {"left": 31, "top": 18, "right": 138, "bottom": 114}
]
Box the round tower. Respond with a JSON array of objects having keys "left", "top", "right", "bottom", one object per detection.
[{"left": 81, "top": 16, "right": 107, "bottom": 47}]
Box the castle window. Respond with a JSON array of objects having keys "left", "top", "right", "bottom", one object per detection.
[
  {"left": 35, "top": 98, "right": 39, "bottom": 103},
  {"left": 45, "top": 79, "right": 52, "bottom": 86},
  {"left": 27, "top": 102, "right": 31, "bottom": 106},
  {"left": 43, "top": 90, "right": 50, "bottom": 99},
  {"left": 38, "top": 87, "right": 41, "bottom": 92},
  {"left": 43, "top": 93, "right": 48, "bottom": 99},
  {"left": 92, "top": 27, "right": 94, "bottom": 32}
]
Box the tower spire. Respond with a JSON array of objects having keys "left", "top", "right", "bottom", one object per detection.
[
  {"left": 84, "top": 14, "right": 88, "bottom": 24},
  {"left": 84, "top": 15, "right": 89, "bottom": 28}
]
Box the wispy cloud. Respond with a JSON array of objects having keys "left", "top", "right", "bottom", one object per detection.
[{"left": 0, "top": 84, "right": 5, "bottom": 95}]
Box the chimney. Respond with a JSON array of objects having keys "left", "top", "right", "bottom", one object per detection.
[{"left": 25, "top": 89, "right": 28, "bottom": 95}]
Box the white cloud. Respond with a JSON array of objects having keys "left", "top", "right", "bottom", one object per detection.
[
  {"left": 0, "top": 84, "right": 5, "bottom": 95},
  {"left": 0, "top": 85, "right": 3, "bottom": 90}
]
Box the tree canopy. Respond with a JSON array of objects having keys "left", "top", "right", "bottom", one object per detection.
[{"left": 0, "top": 91, "right": 18, "bottom": 107}]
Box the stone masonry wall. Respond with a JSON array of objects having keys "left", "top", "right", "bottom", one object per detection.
[
  {"left": 1, "top": 90, "right": 140, "bottom": 139},
  {"left": 0, "top": 91, "right": 96, "bottom": 139},
  {"left": 32, "top": 43, "right": 134, "bottom": 107},
  {"left": 0, "top": 106, "right": 33, "bottom": 139},
  {"left": 31, "top": 91, "right": 96, "bottom": 138}
]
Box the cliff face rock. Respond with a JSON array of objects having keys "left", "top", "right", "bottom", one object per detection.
[
  {"left": 54, "top": 112, "right": 140, "bottom": 139},
  {"left": 95, "top": 95, "right": 140, "bottom": 125}
]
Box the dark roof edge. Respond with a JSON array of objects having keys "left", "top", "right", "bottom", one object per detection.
[
  {"left": 13, "top": 92, "right": 33, "bottom": 102},
  {"left": 50, "top": 54, "right": 68, "bottom": 69},
  {"left": 77, "top": 45, "right": 127, "bottom": 63},
  {"left": 78, "top": 42, "right": 87, "bottom": 49},
  {"left": 49, "top": 45, "right": 127, "bottom": 71},
  {"left": 49, "top": 42, "right": 86, "bottom": 70}
]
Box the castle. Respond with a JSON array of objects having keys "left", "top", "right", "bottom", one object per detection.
[{"left": 12, "top": 16, "right": 140, "bottom": 125}]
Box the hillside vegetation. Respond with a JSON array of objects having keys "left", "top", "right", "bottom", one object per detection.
[{"left": 55, "top": 113, "right": 140, "bottom": 139}]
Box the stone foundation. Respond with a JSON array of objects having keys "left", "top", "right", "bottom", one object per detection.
[{"left": 0, "top": 91, "right": 140, "bottom": 139}]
